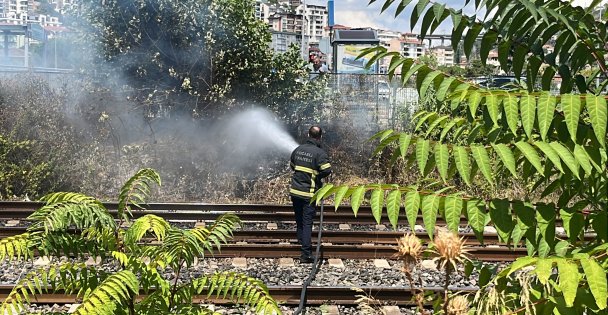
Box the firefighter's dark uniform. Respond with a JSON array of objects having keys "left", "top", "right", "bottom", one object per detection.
[{"left": 290, "top": 138, "right": 332, "bottom": 261}]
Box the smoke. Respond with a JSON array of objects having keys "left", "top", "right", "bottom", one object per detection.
[{"left": 218, "top": 108, "right": 298, "bottom": 155}]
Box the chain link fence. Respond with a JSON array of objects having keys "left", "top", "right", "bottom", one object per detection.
[{"left": 318, "top": 73, "right": 420, "bottom": 133}]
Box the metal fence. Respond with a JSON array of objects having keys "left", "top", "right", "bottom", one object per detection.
[{"left": 319, "top": 73, "right": 420, "bottom": 132}]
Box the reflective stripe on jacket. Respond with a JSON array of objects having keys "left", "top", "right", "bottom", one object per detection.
[{"left": 290, "top": 139, "right": 332, "bottom": 199}]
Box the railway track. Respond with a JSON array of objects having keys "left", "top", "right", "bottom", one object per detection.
[
  {"left": 0, "top": 226, "right": 526, "bottom": 261},
  {"left": 0, "top": 201, "right": 543, "bottom": 261},
  {"left": 0, "top": 285, "right": 476, "bottom": 305},
  {"left": 0, "top": 201, "right": 523, "bottom": 308},
  {"left": 0, "top": 201, "right": 565, "bottom": 225}
]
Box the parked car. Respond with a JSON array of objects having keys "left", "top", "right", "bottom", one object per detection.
[{"left": 478, "top": 77, "right": 527, "bottom": 90}]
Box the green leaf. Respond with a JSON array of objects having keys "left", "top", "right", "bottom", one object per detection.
[
  {"left": 381, "top": 0, "right": 396, "bottom": 13},
  {"left": 464, "top": 23, "right": 483, "bottom": 59},
  {"left": 489, "top": 199, "right": 513, "bottom": 243},
  {"left": 479, "top": 30, "right": 498, "bottom": 65},
  {"left": 520, "top": 93, "right": 536, "bottom": 139},
  {"left": 411, "top": 0, "right": 431, "bottom": 30},
  {"left": 515, "top": 141, "right": 544, "bottom": 174},
  {"left": 386, "top": 190, "right": 401, "bottom": 229},
  {"left": 421, "top": 194, "right": 440, "bottom": 239},
  {"left": 395, "top": 0, "right": 413, "bottom": 16},
  {"left": 453, "top": 146, "right": 471, "bottom": 186},
  {"left": 370, "top": 129, "right": 394, "bottom": 142},
  {"left": 468, "top": 90, "right": 482, "bottom": 117},
  {"left": 440, "top": 119, "right": 459, "bottom": 141},
  {"left": 542, "top": 67, "right": 556, "bottom": 90},
  {"left": 416, "top": 139, "right": 430, "bottom": 176},
  {"left": 350, "top": 186, "right": 366, "bottom": 217},
  {"left": 535, "top": 258, "right": 553, "bottom": 285},
  {"left": 333, "top": 186, "right": 350, "bottom": 211},
  {"left": 534, "top": 141, "right": 564, "bottom": 173},
  {"left": 536, "top": 203, "right": 556, "bottom": 249},
  {"left": 491, "top": 144, "right": 517, "bottom": 177},
  {"left": 591, "top": 212, "right": 608, "bottom": 242},
  {"left": 435, "top": 143, "right": 450, "bottom": 182},
  {"left": 436, "top": 77, "right": 456, "bottom": 101},
  {"left": 580, "top": 257, "right": 607, "bottom": 310},
  {"left": 557, "top": 259, "right": 580, "bottom": 307},
  {"left": 486, "top": 93, "right": 501, "bottom": 127},
  {"left": 503, "top": 94, "right": 519, "bottom": 135},
  {"left": 370, "top": 189, "right": 384, "bottom": 224},
  {"left": 573, "top": 144, "right": 592, "bottom": 176},
  {"left": 508, "top": 256, "right": 538, "bottom": 277},
  {"left": 470, "top": 145, "right": 493, "bottom": 186},
  {"left": 314, "top": 184, "right": 335, "bottom": 205},
  {"left": 538, "top": 92, "right": 557, "bottom": 141},
  {"left": 444, "top": 195, "right": 462, "bottom": 232},
  {"left": 549, "top": 142, "right": 580, "bottom": 179},
  {"left": 466, "top": 199, "right": 486, "bottom": 243},
  {"left": 561, "top": 94, "right": 582, "bottom": 143},
  {"left": 399, "top": 133, "right": 412, "bottom": 158},
  {"left": 479, "top": 265, "right": 492, "bottom": 287},
  {"left": 512, "top": 45, "right": 528, "bottom": 79},
  {"left": 420, "top": 6, "right": 436, "bottom": 39},
  {"left": 420, "top": 71, "right": 442, "bottom": 100},
  {"left": 559, "top": 208, "right": 584, "bottom": 242},
  {"left": 498, "top": 40, "right": 511, "bottom": 71},
  {"left": 404, "top": 190, "right": 421, "bottom": 231},
  {"left": 586, "top": 94, "right": 607, "bottom": 148}
]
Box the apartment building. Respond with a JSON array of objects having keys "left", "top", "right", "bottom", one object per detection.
[
  {"left": 429, "top": 45, "right": 454, "bottom": 66},
  {"left": 270, "top": 30, "right": 300, "bottom": 52},
  {"left": 0, "top": 0, "right": 29, "bottom": 24},
  {"left": 268, "top": 12, "right": 303, "bottom": 34},
  {"left": 377, "top": 29, "right": 401, "bottom": 48},
  {"left": 389, "top": 34, "right": 425, "bottom": 59},
  {"left": 254, "top": 0, "right": 272, "bottom": 24},
  {"left": 297, "top": 3, "right": 328, "bottom": 45}
]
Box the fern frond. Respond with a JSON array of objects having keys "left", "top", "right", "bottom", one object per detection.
[
  {"left": 174, "top": 271, "right": 280, "bottom": 315},
  {"left": 81, "top": 226, "right": 119, "bottom": 253},
  {"left": 73, "top": 270, "right": 139, "bottom": 315},
  {"left": 0, "top": 233, "right": 32, "bottom": 261},
  {"left": 158, "top": 228, "right": 204, "bottom": 269},
  {"left": 117, "top": 168, "right": 161, "bottom": 221},
  {"left": 124, "top": 214, "right": 170, "bottom": 247},
  {"left": 0, "top": 262, "right": 106, "bottom": 315},
  {"left": 111, "top": 251, "right": 170, "bottom": 294},
  {"left": 27, "top": 201, "right": 115, "bottom": 234},
  {"left": 190, "top": 213, "right": 240, "bottom": 255},
  {"left": 35, "top": 231, "right": 112, "bottom": 258},
  {"left": 40, "top": 192, "right": 103, "bottom": 206}
]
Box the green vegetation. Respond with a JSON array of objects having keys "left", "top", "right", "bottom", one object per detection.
[
  {"left": 0, "top": 169, "right": 280, "bottom": 314},
  {"left": 69, "top": 0, "right": 321, "bottom": 119},
  {"left": 314, "top": 0, "right": 608, "bottom": 313}
]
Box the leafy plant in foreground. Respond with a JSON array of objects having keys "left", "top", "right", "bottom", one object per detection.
[
  {"left": 0, "top": 168, "right": 280, "bottom": 315},
  {"left": 315, "top": 0, "right": 608, "bottom": 313}
]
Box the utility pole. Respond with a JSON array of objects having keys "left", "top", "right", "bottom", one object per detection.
[{"left": 300, "top": 0, "right": 307, "bottom": 61}]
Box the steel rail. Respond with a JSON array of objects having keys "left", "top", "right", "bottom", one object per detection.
[
  {"left": 206, "top": 244, "right": 525, "bottom": 261},
  {"left": 0, "top": 226, "right": 573, "bottom": 246},
  {"left": 0, "top": 285, "right": 477, "bottom": 305},
  {"left": 0, "top": 201, "right": 565, "bottom": 225}
]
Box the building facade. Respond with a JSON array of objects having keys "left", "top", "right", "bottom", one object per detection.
[
  {"left": 270, "top": 30, "right": 300, "bottom": 52},
  {"left": 297, "top": 3, "right": 328, "bottom": 45},
  {"left": 389, "top": 34, "right": 425, "bottom": 59},
  {"left": 429, "top": 45, "right": 454, "bottom": 66}
]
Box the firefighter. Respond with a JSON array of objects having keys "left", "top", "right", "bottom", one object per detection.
[{"left": 289, "top": 126, "right": 332, "bottom": 263}]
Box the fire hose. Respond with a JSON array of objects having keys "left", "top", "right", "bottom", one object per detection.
[{"left": 293, "top": 200, "right": 325, "bottom": 315}]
